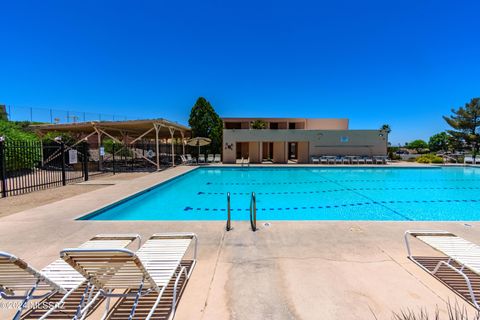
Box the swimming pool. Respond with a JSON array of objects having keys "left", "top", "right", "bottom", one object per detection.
[{"left": 80, "top": 166, "right": 480, "bottom": 221}]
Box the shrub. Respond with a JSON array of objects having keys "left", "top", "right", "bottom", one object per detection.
[
  {"left": 0, "top": 120, "right": 42, "bottom": 171},
  {"left": 416, "top": 154, "right": 444, "bottom": 164},
  {"left": 392, "top": 301, "right": 480, "bottom": 320}
]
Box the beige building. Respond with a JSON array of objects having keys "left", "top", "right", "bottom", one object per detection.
[{"left": 222, "top": 117, "right": 387, "bottom": 164}]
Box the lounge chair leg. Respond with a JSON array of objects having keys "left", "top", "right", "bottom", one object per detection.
[
  {"left": 432, "top": 260, "right": 480, "bottom": 309},
  {"left": 73, "top": 283, "right": 91, "bottom": 320},
  {"left": 13, "top": 280, "right": 39, "bottom": 320},
  {"left": 129, "top": 279, "right": 145, "bottom": 320},
  {"left": 39, "top": 286, "right": 78, "bottom": 320},
  {"left": 171, "top": 267, "right": 188, "bottom": 319},
  {"left": 100, "top": 289, "right": 113, "bottom": 320},
  {"left": 145, "top": 286, "right": 166, "bottom": 320}
]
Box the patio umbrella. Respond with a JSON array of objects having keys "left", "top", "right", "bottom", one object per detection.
[{"left": 186, "top": 137, "right": 211, "bottom": 156}]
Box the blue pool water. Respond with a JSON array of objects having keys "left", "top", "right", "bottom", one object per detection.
[{"left": 81, "top": 166, "right": 480, "bottom": 221}]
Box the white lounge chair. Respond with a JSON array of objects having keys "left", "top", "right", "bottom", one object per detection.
[
  {"left": 405, "top": 230, "right": 480, "bottom": 308},
  {"left": 365, "top": 157, "right": 373, "bottom": 164},
  {"left": 311, "top": 156, "right": 319, "bottom": 164},
  {"left": 335, "top": 157, "right": 343, "bottom": 164},
  {"left": 342, "top": 157, "right": 350, "bottom": 164},
  {"left": 61, "top": 233, "right": 197, "bottom": 320},
  {"left": 186, "top": 154, "right": 193, "bottom": 164},
  {"left": 0, "top": 234, "right": 140, "bottom": 320},
  {"left": 214, "top": 154, "right": 221, "bottom": 163},
  {"left": 374, "top": 156, "right": 386, "bottom": 164},
  {"left": 350, "top": 156, "right": 359, "bottom": 164},
  {"left": 180, "top": 155, "right": 188, "bottom": 165},
  {"left": 206, "top": 154, "right": 214, "bottom": 163},
  {"left": 464, "top": 155, "right": 477, "bottom": 164},
  {"left": 198, "top": 154, "right": 205, "bottom": 163},
  {"left": 320, "top": 156, "right": 328, "bottom": 164}
]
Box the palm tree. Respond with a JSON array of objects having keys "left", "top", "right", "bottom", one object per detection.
[{"left": 380, "top": 124, "right": 391, "bottom": 134}]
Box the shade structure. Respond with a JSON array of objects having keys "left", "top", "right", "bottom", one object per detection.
[{"left": 186, "top": 137, "right": 211, "bottom": 156}]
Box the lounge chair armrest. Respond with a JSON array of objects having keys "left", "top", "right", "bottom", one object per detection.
[
  {"left": 404, "top": 230, "right": 454, "bottom": 238},
  {"left": 150, "top": 232, "right": 197, "bottom": 240}
]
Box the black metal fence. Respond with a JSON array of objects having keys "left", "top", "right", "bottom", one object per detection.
[
  {"left": 0, "top": 140, "right": 89, "bottom": 197},
  {"left": 0, "top": 139, "right": 202, "bottom": 197}
]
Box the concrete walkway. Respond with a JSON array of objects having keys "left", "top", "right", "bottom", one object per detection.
[{"left": 0, "top": 165, "right": 478, "bottom": 319}]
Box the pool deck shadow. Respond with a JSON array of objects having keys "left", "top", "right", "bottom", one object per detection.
[{"left": 1, "top": 165, "right": 479, "bottom": 319}]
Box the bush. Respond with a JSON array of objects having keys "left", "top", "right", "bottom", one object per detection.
[
  {"left": 0, "top": 120, "right": 42, "bottom": 171},
  {"left": 416, "top": 154, "right": 444, "bottom": 164},
  {"left": 392, "top": 301, "right": 480, "bottom": 320},
  {"left": 103, "top": 139, "right": 132, "bottom": 157}
]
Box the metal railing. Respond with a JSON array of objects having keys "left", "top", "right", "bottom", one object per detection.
[
  {"left": 250, "top": 192, "right": 257, "bottom": 231},
  {"left": 226, "top": 192, "right": 231, "bottom": 231}
]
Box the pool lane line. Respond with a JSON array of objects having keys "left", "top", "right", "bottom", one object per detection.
[
  {"left": 313, "top": 173, "right": 414, "bottom": 221},
  {"left": 197, "top": 186, "right": 480, "bottom": 196},
  {"left": 183, "top": 198, "right": 480, "bottom": 213},
  {"left": 205, "top": 178, "right": 480, "bottom": 186}
]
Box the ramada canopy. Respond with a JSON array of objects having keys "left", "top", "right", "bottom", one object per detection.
[{"left": 30, "top": 119, "right": 191, "bottom": 140}]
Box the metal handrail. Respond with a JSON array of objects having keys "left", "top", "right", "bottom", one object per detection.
[
  {"left": 226, "top": 192, "right": 231, "bottom": 231},
  {"left": 250, "top": 192, "right": 257, "bottom": 231}
]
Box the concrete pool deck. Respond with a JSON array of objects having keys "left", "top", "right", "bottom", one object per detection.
[{"left": 1, "top": 165, "right": 479, "bottom": 319}]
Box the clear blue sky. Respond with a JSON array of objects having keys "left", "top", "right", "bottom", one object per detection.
[{"left": 1, "top": 0, "right": 479, "bottom": 144}]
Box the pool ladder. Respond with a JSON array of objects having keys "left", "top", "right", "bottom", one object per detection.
[{"left": 225, "top": 192, "right": 256, "bottom": 232}]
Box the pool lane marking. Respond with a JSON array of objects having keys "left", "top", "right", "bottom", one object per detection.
[
  {"left": 183, "top": 198, "right": 480, "bottom": 212},
  {"left": 313, "top": 173, "right": 414, "bottom": 221},
  {"left": 197, "top": 186, "right": 480, "bottom": 196},
  {"left": 205, "top": 178, "right": 480, "bottom": 186}
]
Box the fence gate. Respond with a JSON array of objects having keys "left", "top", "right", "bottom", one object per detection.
[{"left": 0, "top": 140, "right": 89, "bottom": 197}]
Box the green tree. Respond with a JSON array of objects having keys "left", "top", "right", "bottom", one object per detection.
[
  {"left": 0, "top": 105, "right": 7, "bottom": 121},
  {"left": 406, "top": 139, "right": 428, "bottom": 153},
  {"left": 188, "top": 97, "right": 223, "bottom": 154},
  {"left": 428, "top": 132, "right": 450, "bottom": 152},
  {"left": 443, "top": 97, "right": 480, "bottom": 159},
  {"left": 251, "top": 119, "right": 268, "bottom": 129}
]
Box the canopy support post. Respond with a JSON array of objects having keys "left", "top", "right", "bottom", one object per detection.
[
  {"left": 168, "top": 127, "right": 175, "bottom": 167},
  {"left": 180, "top": 131, "right": 185, "bottom": 156},
  {"left": 153, "top": 123, "right": 161, "bottom": 171}
]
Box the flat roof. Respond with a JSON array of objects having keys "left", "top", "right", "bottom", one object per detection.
[
  {"left": 222, "top": 117, "right": 348, "bottom": 122},
  {"left": 30, "top": 119, "right": 190, "bottom": 139}
]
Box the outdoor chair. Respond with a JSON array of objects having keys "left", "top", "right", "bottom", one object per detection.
[
  {"left": 0, "top": 234, "right": 140, "bottom": 320},
  {"left": 207, "top": 154, "right": 214, "bottom": 163},
  {"left": 311, "top": 156, "right": 319, "bottom": 164},
  {"left": 214, "top": 154, "right": 221, "bottom": 163},
  {"left": 365, "top": 157, "right": 373, "bottom": 164},
  {"left": 198, "top": 154, "right": 205, "bottom": 163},
  {"left": 60, "top": 233, "right": 197, "bottom": 320},
  {"left": 357, "top": 157, "right": 366, "bottom": 164},
  {"left": 335, "top": 157, "right": 343, "bottom": 164},
  {"left": 342, "top": 157, "right": 350, "bottom": 164},
  {"left": 405, "top": 230, "right": 480, "bottom": 309},
  {"left": 320, "top": 156, "right": 328, "bottom": 164}
]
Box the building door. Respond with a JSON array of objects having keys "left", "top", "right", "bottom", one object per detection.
[{"left": 288, "top": 142, "right": 298, "bottom": 160}]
